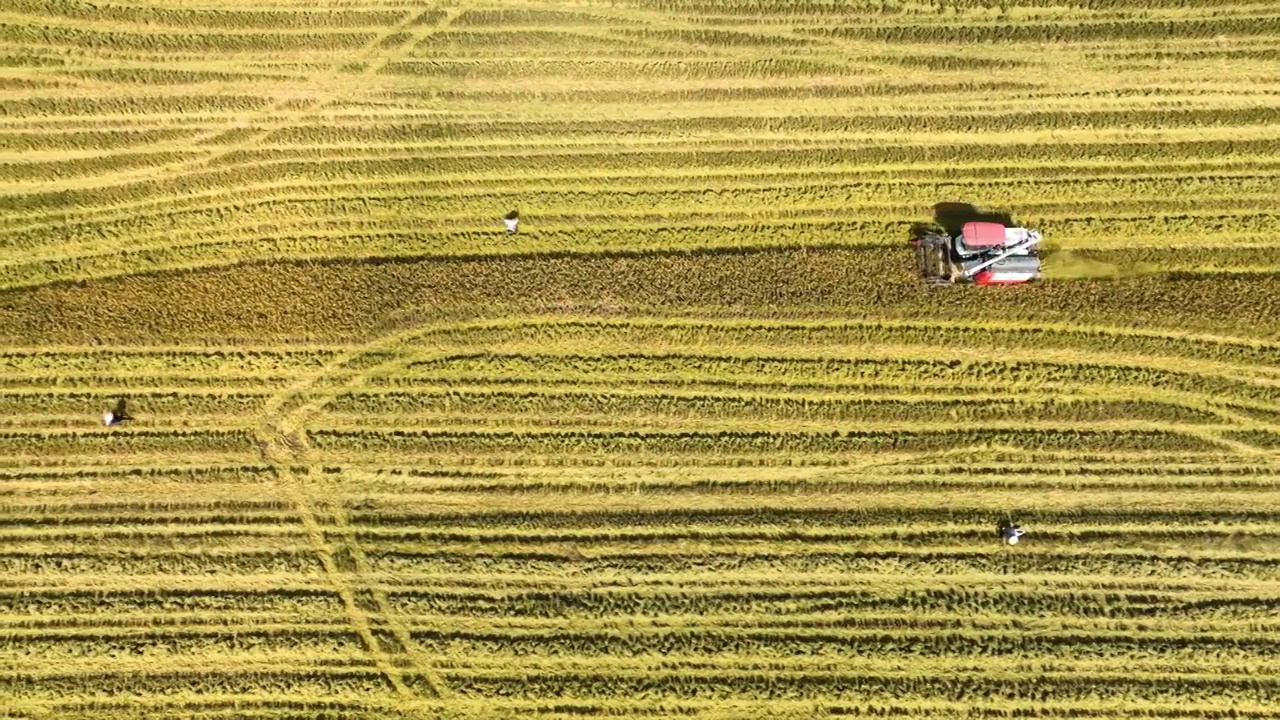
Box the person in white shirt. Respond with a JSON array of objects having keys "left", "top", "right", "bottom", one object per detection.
[{"left": 999, "top": 522, "right": 1026, "bottom": 545}]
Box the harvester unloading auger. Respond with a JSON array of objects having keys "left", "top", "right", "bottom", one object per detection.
[{"left": 910, "top": 221, "right": 1042, "bottom": 285}]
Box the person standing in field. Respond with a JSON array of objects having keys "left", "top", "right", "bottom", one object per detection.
[
  {"left": 999, "top": 520, "right": 1026, "bottom": 545},
  {"left": 504, "top": 210, "right": 519, "bottom": 235}
]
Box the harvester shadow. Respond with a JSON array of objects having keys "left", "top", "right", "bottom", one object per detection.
[{"left": 932, "top": 202, "right": 1014, "bottom": 237}]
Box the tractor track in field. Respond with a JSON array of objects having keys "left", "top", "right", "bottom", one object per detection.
[
  {"left": 8, "top": 6, "right": 465, "bottom": 197},
  {"left": 255, "top": 323, "right": 454, "bottom": 702}
]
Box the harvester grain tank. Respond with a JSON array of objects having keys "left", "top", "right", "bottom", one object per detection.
[{"left": 911, "top": 221, "right": 1042, "bottom": 285}]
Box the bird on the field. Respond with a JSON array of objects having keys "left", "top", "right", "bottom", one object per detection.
[
  {"left": 503, "top": 209, "right": 519, "bottom": 235},
  {"left": 103, "top": 398, "right": 131, "bottom": 426}
]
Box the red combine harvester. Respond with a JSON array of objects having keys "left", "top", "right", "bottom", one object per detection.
[{"left": 910, "top": 221, "right": 1042, "bottom": 286}]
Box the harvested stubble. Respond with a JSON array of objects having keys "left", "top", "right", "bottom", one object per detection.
[{"left": 3, "top": 0, "right": 1280, "bottom": 717}]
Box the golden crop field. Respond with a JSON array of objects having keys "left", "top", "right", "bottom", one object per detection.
[{"left": 2, "top": 0, "right": 1280, "bottom": 718}]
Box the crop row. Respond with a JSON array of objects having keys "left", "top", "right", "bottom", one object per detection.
[
  {"left": 19, "top": 173, "right": 1275, "bottom": 247},
  {"left": 7, "top": 645, "right": 1280, "bottom": 701},
  {"left": 322, "top": 392, "right": 1219, "bottom": 426},
  {"left": 9, "top": 176, "right": 1270, "bottom": 239},
  {"left": 0, "top": 94, "right": 268, "bottom": 118},
  {"left": 6, "top": 582, "right": 1278, "bottom": 628},
  {"left": 370, "top": 470, "right": 1280, "bottom": 497},
  {"left": 0, "top": 150, "right": 195, "bottom": 185},
  {"left": 407, "top": 627, "right": 1280, "bottom": 662},
  {"left": 809, "top": 16, "right": 1280, "bottom": 44},
  {"left": 387, "top": 353, "right": 1280, "bottom": 403},
  {"left": 0, "top": 429, "right": 257, "bottom": 457},
  {"left": 1, "top": 499, "right": 301, "bottom": 524},
  {"left": 403, "top": 318, "right": 1280, "bottom": 368},
  {"left": 4, "top": 1, "right": 414, "bottom": 30},
  {"left": 0, "top": 586, "right": 343, "bottom": 618},
  {"left": 16, "top": 621, "right": 1280, "bottom": 661},
  {"left": 369, "top": 55, "right": 878, "bottom": 79},
  {"left": 344, "top": 500, "right": 1280, "bottom": 531},
  {"left": 0, "top": 128, "right": 193, "bottom": 153},
  {"left": 0, "top": 23, "right": 378, "bottom": 55},
  {"left": 6, "top": 138, "right": 1277, "bottom": 219},
  {"left": 425, "top": 79, "right": 1041, "bottom": 102},
  {"left": 345, "top": 511, "right": 1280, "bottom": 539},
  {"left": 16, "top": 700, "right": 1279, "bottom": 720},
  {"left": 6, "top": 160, "right": 1276, "bottom": 264},
  {"left": 250, "top": 109, "right": 1280, "bottom": 144},
  {"left": 9, "top": 209, "right": 1278, "bottom": 290},
  {"left": 17, "top": 520, "right": 1269, "bottom": 552},
  {"left": 408, "top": 31, "right": 680, "bottom": 58},
  {"left": 8, "top": 247, "right": 1280, "bottom": 345},
  {"left": 446, "top": 669, "right": 1280, "bottom": 703},
  {"left": 1, "top": 626, "right": 362, "bottom": 661},
  {"left": 0, "top": 548, "right": 322, "bottom": 576},
  {"left": 15, "top": 501, "right": 1279, "bottom": 534},
  {"left": 306, "top": 428, "right": 1214, "bottom": 458},
  {"left": 0, "top": 462, "right": 276, "bottom": 484},
  {"left": 0, "top": 392, "right": 269, "bottom": 419},
  {"left": 5, "top": 583, "right": 1273, "bottom": 627},
  {"left": 1, "top": 666, "right": 391, "bottom": 698},
  {"left": 7, "top": 186, "right": 1272, "bottom": 276},
  {"left": 369, "top": 546, "right": 1280, "bottom": 581},
  {"left": 0, "top": 349, "right": 334, "bottom": 375}
]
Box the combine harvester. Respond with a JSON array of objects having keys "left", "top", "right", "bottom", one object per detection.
[{"left": 910, "top": 221, "right": 1042, "bottom": 286}]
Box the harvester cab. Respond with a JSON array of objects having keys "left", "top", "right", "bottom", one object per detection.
[{"left": 911, "top": 221, "right": 1042, "bottom": 285}]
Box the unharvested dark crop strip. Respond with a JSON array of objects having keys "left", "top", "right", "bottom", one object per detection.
[
  {"left": 0, "top": 464, "right": 273, "bottom": 483},
  {"left": 309, "top": 427, "right": 1211, "bottom": 457},
  {"left": 810, "top": 16, "right": 1280, "bottom": 44},
  {"left": 399, "top": 352, "right": 1280, "bottom": 404},
  {"left": 0, "top": 23, "right": 378, "bottom": 55},
  {"left": 1, "top": 630, "right": 362, "bottom": 660},
  {"left": 428, "top": 319, "right": 1280, "bottom": 367},
  {"left": 400, "top": 626, "right": 1280, "bottom": 660},
  {"left": 1224, "top": 430, "right": 1280, "bottom": 449},
  {"left": 264, "top": 113, "right": 1280, "bottom": 144},
  {"left": 0, "top": 151, "right": 194, "bottom": 183},
  {"left": 408, "top": 475, "right": 1280, "bottom": 496},
  {"left": 0, "top": 550, "right": 322, "bottom": 576},
  {"left": 387, "top": 585, "right": 1280, "bottom": 622},
  {"left": 2, "top": 1, "right": 406, "bottom": 29},
  {"left": 451, "top": 8, "right": 647, "bottom": 26},
  {"left": 0, "top": 128, "right": 191, "bottom": 153},
  {"left": 43, "top": 698, "right": 407, "bottom": 720},
  {"left": 0, "top": 429, "right": 256, "bottom": 455},
  {"left": 325, "top": 391, "right": 1217, "bottom": 426},
  {"left": 0, "top": 504, "right": 299, "bottom": 525},
  {"left": 372, "top": 548, "right": 1280, "bottom": 582},
  {"left": 479, "top": 318, "right": 1280, "bottom": 367},
  {"left": 70, "top": 68, "right": 297, "bottom": 85},
  {"left": 0, "top": 667, "right": 391, "bottom": 698},
  {"left": 1221, "top": 404, "right": 1280, "bottom": 424},
  {"left": 0, "top": 587, "right": 340, "bottom": 616},
  {"left": 0, "top": 94, "right": 268, "bottom": 118},
  {"left": 351, "top": 506, "right": 1280, "bottom": 531},
  {"left": 443, "top": 669, "right": 1280, "bottom": 702},
  {"left": 434, "top": 80, "right": 1040, "bottom": 103},
  {"left": 0, "top": 391, "right": 268, "bottom": 417}
]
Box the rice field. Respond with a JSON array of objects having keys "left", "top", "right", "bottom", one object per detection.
[{"left": 2, "top": 0, "right": 1280, "bottom": 718}]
